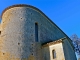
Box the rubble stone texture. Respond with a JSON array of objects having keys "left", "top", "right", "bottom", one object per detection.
[{"left": 0, "top": 4, "right": 77, "bottom": 60}]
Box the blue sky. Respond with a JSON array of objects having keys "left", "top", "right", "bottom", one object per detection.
[{"left": 0, "top": 0, "right": 80, "bottom": 37}]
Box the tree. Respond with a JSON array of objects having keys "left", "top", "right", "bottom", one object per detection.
[{"left": 70, "top": 34, "right": 80, "bottom": 55}]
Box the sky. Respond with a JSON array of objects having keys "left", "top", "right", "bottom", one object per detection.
[{"left": 0, "top": 0, "right": 80, "bottom": 38}]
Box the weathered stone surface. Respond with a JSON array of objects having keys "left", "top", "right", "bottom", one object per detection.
[{"left": 63, "top": 39, "right": 77, "bottom": 60}]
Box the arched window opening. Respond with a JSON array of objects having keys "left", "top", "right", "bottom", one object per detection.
[{"left": 52, "top": 50, "right": 56, "bottom": 59}]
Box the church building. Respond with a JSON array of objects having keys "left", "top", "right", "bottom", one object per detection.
[{"left": 0, "top": 4, "right": 77, "bottom": 60}]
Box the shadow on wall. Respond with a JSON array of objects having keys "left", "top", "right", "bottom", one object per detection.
[{"left": 0, "top": 19, "right": 1, "bottom": 23}]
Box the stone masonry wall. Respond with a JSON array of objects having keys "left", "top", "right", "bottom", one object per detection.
[{"left": 63, "top": 39, "right": 77, "bottom": 60}]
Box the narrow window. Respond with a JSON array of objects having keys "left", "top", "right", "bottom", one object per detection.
[
  {"left": 0, "top": 31, "right": 1, "bottom": 35},
  {"left": 52, "top": 50, "right": 56, "bottom": 59},
  {"left": 35, "top": 23, "right": 38, "bottom": 42}
]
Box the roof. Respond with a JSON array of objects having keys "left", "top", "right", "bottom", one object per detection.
[
  {"left": 42, "top": 37, "right": 67, "bottom": 47},
  {"left": 1, "top": 4, "right": 74, "bottom": 50}
]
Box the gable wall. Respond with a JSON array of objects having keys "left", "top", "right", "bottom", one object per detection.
[{"left": 0, "top": 5, "right": 76, "bottom": 60}]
